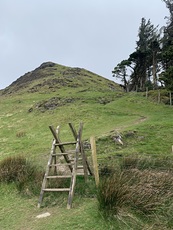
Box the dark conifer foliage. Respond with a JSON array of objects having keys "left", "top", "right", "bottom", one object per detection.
[
  {"left": 113, "top": 0, "right": 173, "bottom": 92},
  {"left": 160, "top": 0, "right": 173, "bottom": 90}
]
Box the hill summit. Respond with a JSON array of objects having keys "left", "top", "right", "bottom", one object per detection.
[{"left": 1, "top": 62, "right": 119, "bottom": 95}]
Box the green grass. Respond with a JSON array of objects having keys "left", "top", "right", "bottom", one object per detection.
[
  {"left": 0, "top": 183, "right": 120, "bottom": 230},
  {"left": 1, "top": 69, "right": 173, "bottom": 229}
]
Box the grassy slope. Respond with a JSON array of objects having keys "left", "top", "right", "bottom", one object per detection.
[
  {"left": 1, "top": 64, "right": 173, "bottom": 229},
  {"left": 0, "top": 184, "right": 112, "bottom": 230}
]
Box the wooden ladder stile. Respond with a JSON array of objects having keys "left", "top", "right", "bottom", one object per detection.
[{"left": 37, "top": 122, "right": 93, "bottom": 209}]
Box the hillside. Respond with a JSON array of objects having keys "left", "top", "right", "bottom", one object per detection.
[
  {"left": 0, "top": 61, "right": 124, "bottom": 161},
  {"left": 1, "top": 62, "right": 173, "bottom": 229},
  {"left": 0, "top": 61, "right": 118, "bottom": 95}
]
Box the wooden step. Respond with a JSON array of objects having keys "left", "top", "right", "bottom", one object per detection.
[
  {"left": 64, "top": 157, "right": 82, "bottom": 162},
  {"left": 51, "top": 152, "right": 69, "bottom": 156},
  {"left": 77, "top": 173, "right": 84, "bottom": 176},
  {"left": 43, "top": 188, "right": 70, "bottom": 192},
  {"left": 55, "top": 141, "right": 77, "bottom": 146},
  {"left": 49, "top": 163, "right": 74, "bottom": 167},
  {"left": 77, "top": 166, "right": 84, "bottom": 169},
  {"left": 77, "top": 172, "right": 91, "bottom": 176},
  {"left": 75, "top": 157, "right": 82, "bottom": 161},
  {"left": 46, "top": 175, "right": 72, "bottom": 179},
  {"left": 51, "top": 150, "right": 76, "bottom": 156}
]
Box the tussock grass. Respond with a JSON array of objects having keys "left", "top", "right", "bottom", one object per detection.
[
  {"left": 16, "top": 131, "right": 26, "bottom": 138},
  {"left": 97, "top": 157, "right": 173, "bottom": 228},
  {"left": 97, "top": 171, "right": 128, "bottom": 215},
  {"left": 0, "top": 155, "right": 43, "bottom": 195}
]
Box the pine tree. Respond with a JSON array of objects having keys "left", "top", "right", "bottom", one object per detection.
[
  {"left": 160, "top": 0, "right": 173, "bottom": 90},
  {"left": 112, "top": 18, "right": 160, "bottom": 91}
]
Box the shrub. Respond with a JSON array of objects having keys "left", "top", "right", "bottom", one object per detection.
[
  {"left": 16, "top": 131, "right": 26, "bottom": 138},
  {"left": 97, "top": 170, "right": 129, "bottom": 216},
  {"left": 0, "top": 155, "right": 43, "bottom": 195},
  {"left": 120, "top": 156, "right": 139, "bottom": 169},
  {"left": 125, "top": 169, "right": 173, "bottom": 213},
  {"left": 97, "top": 164, "right": 173, "bottom": 219}
]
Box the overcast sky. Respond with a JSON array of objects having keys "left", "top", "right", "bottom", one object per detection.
[{"left": 0, "top": 0, "right": 169, "bottom": 89}]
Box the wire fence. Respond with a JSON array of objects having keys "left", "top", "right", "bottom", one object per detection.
[{"left": 145, "top": 88, "right": 172, "bottom": 105}]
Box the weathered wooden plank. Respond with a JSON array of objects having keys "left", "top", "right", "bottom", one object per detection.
[
  {"left": 43, "top": 188, "right": 70, "bottom": 192},
  {"left": 46, "top": 175, "right": 72, "bottom": 179},
  {"left": 69, "top": 123, "right": 78, "bottom": 140},
  {"left": 55, "top": 141, "right": 77, "bottom": 146},
  {"left": 77, "top": 165, "right": 84, "bottom": 169},
  {"left": 51, "top": 151, "right": 76, "bottom": 157},
  {"left": 67, "top": 135, "right": 80, "bottom": 209},
  {"left": 90, "top": 136, "right": 99, "bottom": 187},
  {"left": 49, "top": 163, "right": 74, "bottom": 167},
  {"left": 49, "top": 125, "right": 59, "bottom": 142},
  {"left": 51, "top": 152, "right": 69, "bottom": 156}
]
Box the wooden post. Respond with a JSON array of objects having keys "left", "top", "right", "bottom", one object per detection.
[
  {"left": 170, "top": 92, "right": 172, "bottom": 106},
  {"left": 90, "top": 136, "right": 99, "bottom": 187},
  {"left": 158, "top": 90, "right": 161, "bottom": 103},
  {"left": 146, "top": 87, "right": 148, "bottom": 99},
  {"left": 136, "top": 85, "right": 138, "bottom": 92}
]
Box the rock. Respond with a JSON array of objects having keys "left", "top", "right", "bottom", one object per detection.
[
  {"left": 36, "top": 212, "right": 51, "bottom": 219},
  {"left": 39, "top": 62, "right": 56, "bottom": 69},
  {"left": 28, "top": 108, "right": 33, "bottom": 113}
]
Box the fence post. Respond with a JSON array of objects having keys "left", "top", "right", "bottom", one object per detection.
[
  {"left": 158, "top": 90, "right": 161, "bottom": 103},
  {"left": 90, "top": 136, "right": 99, "bottom": 187},
  {"left": 170, "top": 92, "right": 172, "bottom": 106},
  {"left": 146, "top": 87, "right": 148, "bottom": 99}
]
